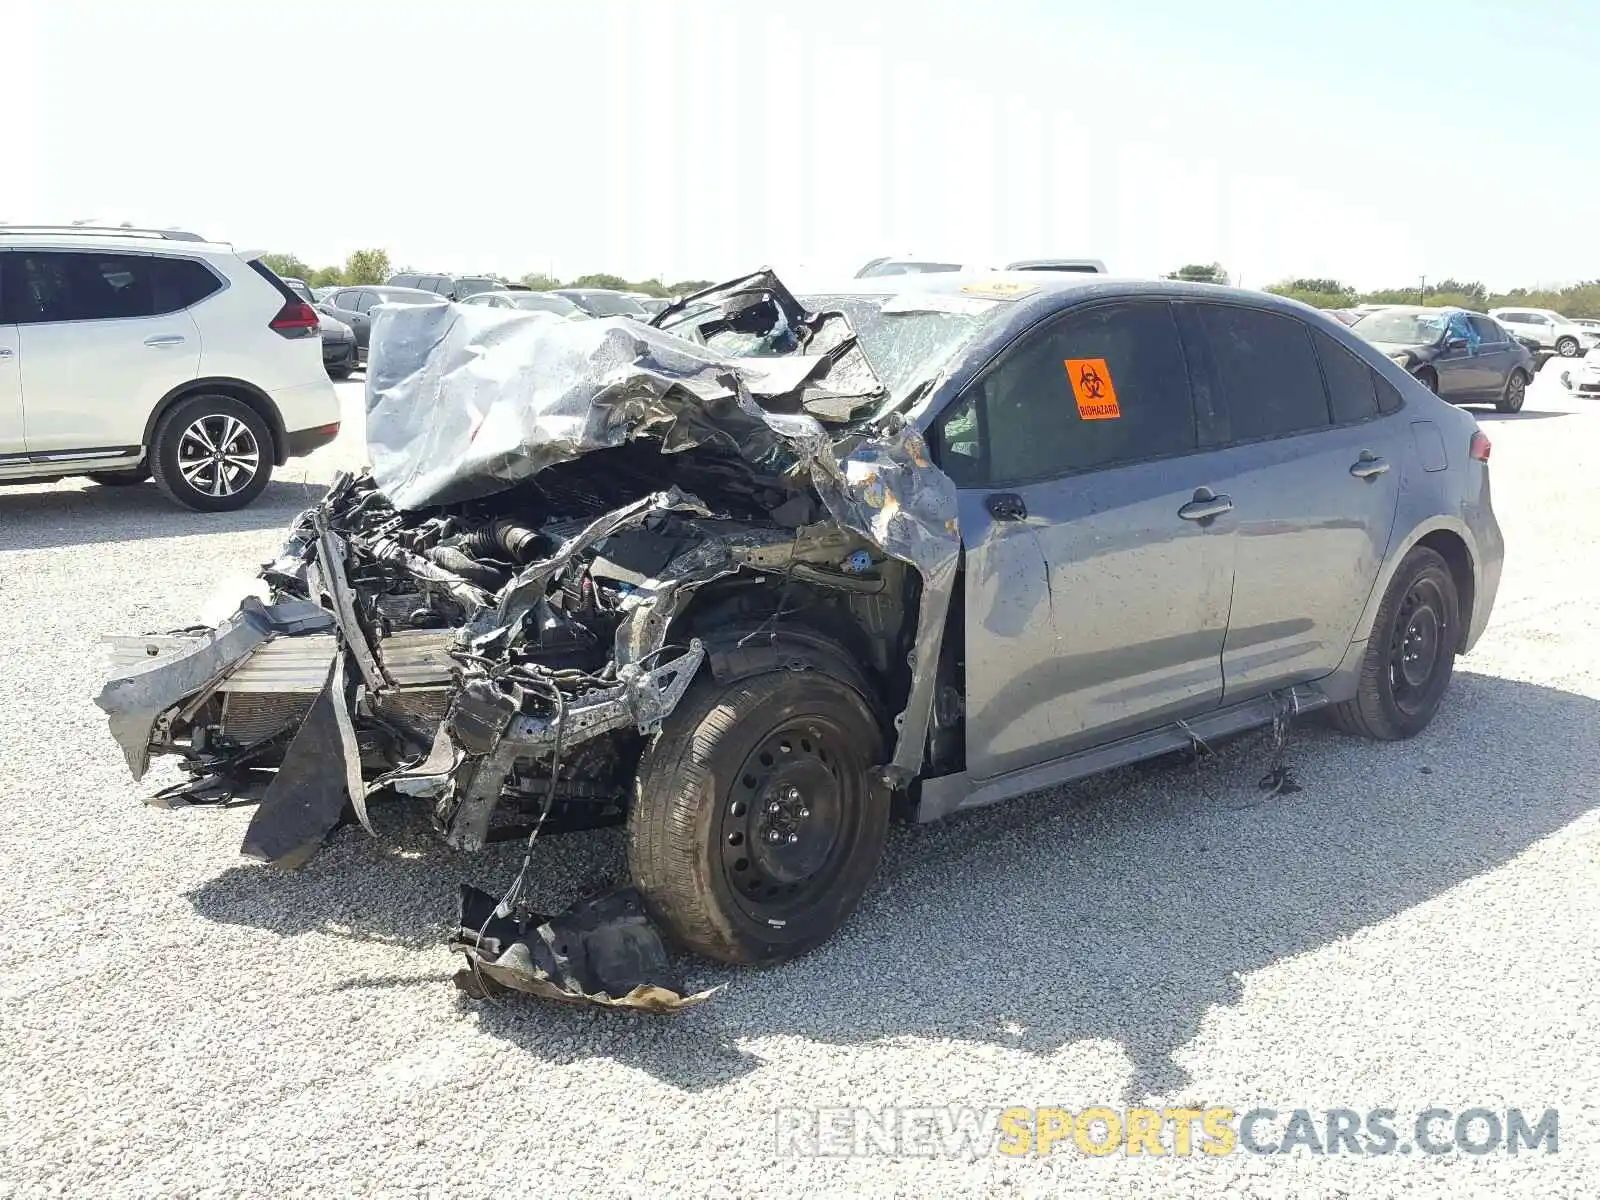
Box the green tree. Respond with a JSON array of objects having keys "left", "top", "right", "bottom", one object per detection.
[
  {"left": 308, "top": 265, "right": 345, "bottom": 288},
  {"left": 519, "top": 272, "right": 561, "bottom": 291},
  {"left": 669, "top": 279, "right": 715, "bottom": 296},
  {"left": 343, "top": 248, "right": 392, "bottom": 285},
  {"left": 568, "top": 272, "right": 631, "bottom": 290},
  {"left": 259, "top": 252, "right": 312, "bottom": 281},
  {"left": 1169, "top": 262, "right": 1230, "bottom": 285}
]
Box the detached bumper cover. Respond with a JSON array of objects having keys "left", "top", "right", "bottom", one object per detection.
[{"left": 451, "top": 885, "right": 718, "bottom": 1011}]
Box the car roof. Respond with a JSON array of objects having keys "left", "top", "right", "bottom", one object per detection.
[
  {"left": 1359, "top": 304, "right": 1477, "bottom": 316},
  {"left": 0, "top": 229, "right": 236, "bottom": 255}
]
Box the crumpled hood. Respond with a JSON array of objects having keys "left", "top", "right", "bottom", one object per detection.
[{"left": 1367, "top": 339, "right": 1432, "bottom": 359}]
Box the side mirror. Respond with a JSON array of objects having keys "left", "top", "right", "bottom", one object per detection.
[{"left": 1445, "top": 337, "right": 1468, "bottom": 351}]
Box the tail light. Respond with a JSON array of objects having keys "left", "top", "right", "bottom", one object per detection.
[
  {"left": 1469, "top": 430, "right": 1491, "bottom": 463},
  {"left": 269, "top": 300, "right": 319, "bottom": 338}
]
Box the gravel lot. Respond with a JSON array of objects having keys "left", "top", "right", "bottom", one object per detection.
[{"left": 2, "top": 362, "right": 1595, "bottom": 1197}]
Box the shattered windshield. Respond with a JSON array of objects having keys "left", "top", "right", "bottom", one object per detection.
[
  {"left": 799, "top": 294, "right": 992, "bottom": 407},
  {"left": 571, "top": 291, "right": 647, "bottom": 317},
  {"left": 1352, "top": 311, "right": 1449, "bottom": 345}
]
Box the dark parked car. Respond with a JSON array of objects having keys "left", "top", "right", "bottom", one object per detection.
[
  {"left": 97, "top": 271, "right": 1502, "bottom": 996},
  {"left": 627, "top": 293, "right": 674, "bottom": 316},
  {"left": 1349, "top": 306, "right": 1534, "bottom": 413},
  {"left": 551, "top": 288, "right": 649, "bottom": 318},
  {"left": 282, "top": 277, "right": 358, "bottom": 378},
  {"left": 315, "top": 285, "right": 442, "bottom": 364},
  {"left": 386, "top": 273, "right": 503, "bottom": 301},
  {"left": 458, "top": 290, "right": 588, "bottom": 318}
]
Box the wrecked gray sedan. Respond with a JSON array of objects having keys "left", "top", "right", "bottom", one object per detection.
[{"left": 98, "top": 270, "right": 1503, "bottom": 1004}]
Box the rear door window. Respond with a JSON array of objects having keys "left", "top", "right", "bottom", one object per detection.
[{"left": 1193, "top": 303, "right": 1332, "bottom": 442}]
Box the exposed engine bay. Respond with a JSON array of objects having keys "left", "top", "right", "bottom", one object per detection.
[{"left": 95, "top": 270, "right": 962, "bottom": 1009}]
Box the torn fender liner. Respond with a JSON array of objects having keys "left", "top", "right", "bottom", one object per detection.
[
  {"left": 450, "top": 885, "right": 718, "bottom": 1012},
  {"left": 240, "top": 656, "right": 355, "bottom": 869}
]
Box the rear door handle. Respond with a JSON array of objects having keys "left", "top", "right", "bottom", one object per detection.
[
  {"left": 985, "top": 492, "right": 1027, "bottom": 521},
  {"left": 1350, "top": 453, "right": 1390, "bottom": 480},
  {"left": 1178, "top": 487, "right": 1233, "bottom": 522},
  {"left": 0, "top": 348, "right": 12, "bottom": 359},
  {"left": 144, "top": 334, "right": 186, "bottom": 348}
]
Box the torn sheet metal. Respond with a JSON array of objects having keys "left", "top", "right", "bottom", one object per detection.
[
  {"left": 451, "top": 884, "right": 718, "bottom": 1011},
  {"left": 240, "top": 656, "right": 357, "bottom": 869},
  {"left": 95, "top": 598, "right": 333, "bottom": 778},
  {"left": 806, "top": 417, "right": 959, "bottom": 783}
]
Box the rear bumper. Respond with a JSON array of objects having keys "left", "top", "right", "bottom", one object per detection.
[
  {"left": 267, "top": 379, "right": 339, "bottom": 456},
  {"left": 321, "top": 338, "right": 358, "bottom": 371},
  {"left": 285, "top": 421, "right": 342, "bottom": 459}
]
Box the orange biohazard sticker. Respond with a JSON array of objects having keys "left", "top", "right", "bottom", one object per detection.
[{"left": 1065, "top": 358, "right": 1121, "bottom": 420}]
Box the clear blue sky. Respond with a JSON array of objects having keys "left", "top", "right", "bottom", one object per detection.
[{"left": 5, "top": 0, "right": 1595, "bottom": 290}]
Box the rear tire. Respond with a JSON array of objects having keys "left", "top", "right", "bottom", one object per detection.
[
  {"left": 1328, "top": 546, "right": 1460, "bottom": 740},
  {"left": 628, "top": 670, "right": 890, "bottom": 965},
  {"left": 1496, "top": 369, "right": 1528, "bottom": 414},
  {"left": 328, "top": 366, "right": 352, "bottom": 381},
  {"left": 150, "top": 394, "right": 274, "bottom": 513},
  {"left": 1556, "top": 336, "right": 1580, "bottom": 358}
]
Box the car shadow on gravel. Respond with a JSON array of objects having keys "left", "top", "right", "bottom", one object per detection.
[
  {"left": 0, "top": 480, "right": 324, "bottom": 552},
  {"left": 182, "top": 670, "right": 1598, "bottom": 1098}
]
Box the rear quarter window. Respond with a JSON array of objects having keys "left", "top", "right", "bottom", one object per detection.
[{"left": 155, "top": 257, "right": 223, "bottom": 312}]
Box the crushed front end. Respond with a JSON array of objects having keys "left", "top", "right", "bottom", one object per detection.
[{"left": 95, "top": 270, "right": 961, "bottom": 1006}]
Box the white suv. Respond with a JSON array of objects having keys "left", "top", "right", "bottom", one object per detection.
[
  {"left": 1487, "top": 306, "right": 1600, "bottom": 358},
  {"left": 0, "top": 227, "right": 341, "bottom": 511}
]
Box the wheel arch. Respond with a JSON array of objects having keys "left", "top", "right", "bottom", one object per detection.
[
  {"left": 1355, "top": 519, "right": 1478, "bottom": 655},
  {"left": 143, "top": 379, "right": 288, "bottom": 466}
]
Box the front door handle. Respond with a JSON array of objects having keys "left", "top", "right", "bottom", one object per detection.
[
  {"left": 0, "top": 348, "right": 12, "bottom": 359},
  {"left": 1178, "top": 487, "right": 1233, "bottom": 522},
  {"left": 144, "top": 334, "right": 186, "bottom": 348},
  {"left": 1350, "top": 453, "right": 1390, "bottom": 480},
  {"left": 985, "top": 492, "right": 1027, "bottom": 522}
]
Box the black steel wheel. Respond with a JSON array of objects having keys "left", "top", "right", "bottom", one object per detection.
[
  {"left": 1329, "top": 546, "right": 1460, "bottom": 740},
  {"left": 629, "top": 669, "right": 889, "bottom": 965}
]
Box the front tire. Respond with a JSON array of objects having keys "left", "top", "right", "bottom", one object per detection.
[
  {"left": 1329, "top": 546, "right": 1461, "bottom": 740},
  {"left": 1556, "top": 336, "right": 1580, "bottom": 358},
  {"left": 628, "top": 670, "right": 890, "bottom": 965},
  {"left": 1415, "top": 366, "right": 1439, "bottom": 394},
  {"left": 150, "top": 395, "right": 274, "bottom": 512},
  {"left": 1497, "top": 369, "right": 1528, "bottom": 414}
]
